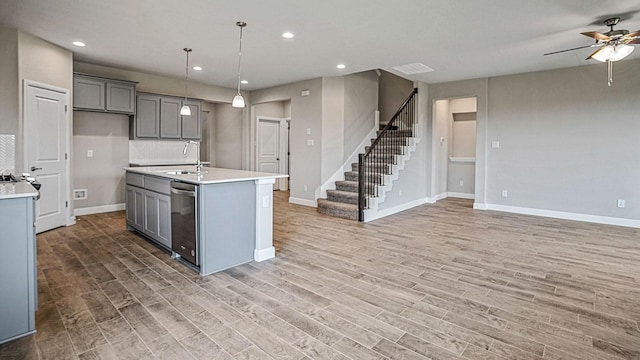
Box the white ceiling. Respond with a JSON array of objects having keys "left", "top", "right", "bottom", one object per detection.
[{"left": 1, "top": 0, "right": 639, "bottom": 90}]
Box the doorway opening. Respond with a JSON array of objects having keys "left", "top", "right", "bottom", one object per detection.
[{"left": 432, "top": 97, "right": 477, "bottom": 200}]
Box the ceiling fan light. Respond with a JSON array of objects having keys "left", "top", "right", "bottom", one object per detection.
[
  {"left": 611, "top": 44, "right": 634, "bottom": 61},
  {"left": 232, "top": 94, "right": 246, "bottom": 108},
  {"left": 591, "top": 45, "right": 614, "bottom": 62},
  {"left": 180, "top": 105, "right": 191, "bottom": 116}
]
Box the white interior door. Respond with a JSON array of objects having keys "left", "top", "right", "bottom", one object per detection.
[
  {"left": 24, "top": 81, "right": 69, "bottom": 233},
  {"left": 257, "top": 118, "right": 280, "bottom": 189}
]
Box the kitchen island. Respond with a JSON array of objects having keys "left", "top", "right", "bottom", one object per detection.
[
  {"left": 124, "top": 166, "right": 287, "bottom": 275},
  {"left": 0, "top": 182, "right": 39, "bottom": 344}
]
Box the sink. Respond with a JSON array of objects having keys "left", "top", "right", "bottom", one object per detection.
[{"left": 165, "top": 170, "right": 207, "bottom": 175}]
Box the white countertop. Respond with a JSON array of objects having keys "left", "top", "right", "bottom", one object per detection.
[
  {"left": 128, "top": 160, "right": 212, "bottom": 167},
  {"left": 0, "top": 182, "right": 39, "bottom": 200},
  {"left": 125, "top": 165, "right": 288, "bottom": 185}
]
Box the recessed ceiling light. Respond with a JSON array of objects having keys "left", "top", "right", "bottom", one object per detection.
[
  {"left": 72, "top": 41, "right": 86, "bottom": 47},
  {"left": 241, "top": 80, "right": 248, "bottom": 84},
  {"left": 193, "top": 66, "right": 203, "bottom": 71},
  {"left": 336, "top": 64, "right": 346, "bottom": 69},
  {"left": 282, "top": 32, "right": 294, "bottom": 39}
]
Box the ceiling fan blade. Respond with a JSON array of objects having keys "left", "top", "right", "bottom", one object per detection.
[
  {"left": 625, "top": 30, "right": 640, "bottom": 38},
  {"left": 543, "top": 44, "right": 596, "bottom": 56},
  {"left": 628, "top": 39, "right": 640, "bottom": 44},
  {"left": 581, "top": 31, "right": 611, "bottom": 41},
  {"left": 585, "top": 46, "right": 605, "bottom": 60}
]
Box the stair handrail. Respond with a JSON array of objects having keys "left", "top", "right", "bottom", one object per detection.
[{"left": 358, "top": 88, "right": 418, "bottom": 221}]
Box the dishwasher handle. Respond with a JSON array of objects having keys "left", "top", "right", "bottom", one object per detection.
[{"left": 170, "top": 187, "right": 196, "bottom": 197}]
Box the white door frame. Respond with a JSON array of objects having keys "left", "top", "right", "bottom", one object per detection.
[
  {"left": 256, "top": 116, "right": 289, "bottom": 190},
  {"left": 23, "top": 79, "right": 73, "bottom": 230}
]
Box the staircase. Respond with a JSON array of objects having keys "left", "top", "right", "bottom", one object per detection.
[
  {"left": 317, "top": 128, "right": 416, "bottom": 220},
  {"left": 317, "top": 88, "right": 419, "bottom": 221}
]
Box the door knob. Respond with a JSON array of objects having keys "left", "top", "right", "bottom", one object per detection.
[{"left": 30, "top": 166, "right": 42, "bottom": 171}]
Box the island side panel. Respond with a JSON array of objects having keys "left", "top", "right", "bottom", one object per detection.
[
  {"left": 199, "top": 181, "right": 256, "bottom": 276},
  {"left": 255, "top": 178, "right": 276, "bottom": 261}
]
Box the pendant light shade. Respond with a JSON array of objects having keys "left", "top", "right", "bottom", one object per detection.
[
  {"left": 232, "top": 21, "right": 247, "bottom": 108},
  {"left": 180, "top": 48, "right": 192, "bottom": 116}
]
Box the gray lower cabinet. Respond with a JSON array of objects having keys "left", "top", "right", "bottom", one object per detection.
[
  {"left": 0, "top": 196, "right": 36, "bottom": 344},
  {"left": 125, "top": 173, "right": 171, "bottom": 248},
  {"left": 73, "top": 74, "right": 136, "bottom": 114},
  {"left": 134, "top": 92, "right": 201, "bottom": 140}
]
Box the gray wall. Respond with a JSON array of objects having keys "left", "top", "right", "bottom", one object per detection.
[
  {"left": 215, "top": 104, "right": 243, "bottom": 169},
  {"left": 321, "top": 77, "right": 344, "bottom": 183},
  {"left": 378, "top": 70, "right": 413, "bottom": 123},
  {"left": 73, "top": 112, "right": 129, "bottom": 209},
  {"left": 343, "top": 71, "right": 378, "bottom": 162},
  {"left": 433, "top": 100, "right": 450, "bottom": 197},
  {"left": 251, "top": 78, "right": 323, "bottom": 202},
  {"left": 486, "top": 59, "right": 640, "bottom": 220},
  {"left": 0, "top": 27, "right": 18, "bottom": 137}
]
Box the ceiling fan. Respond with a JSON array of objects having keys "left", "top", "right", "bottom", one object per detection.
[{"left": 544, "top": 17, "right": 639, "bottom": 86}]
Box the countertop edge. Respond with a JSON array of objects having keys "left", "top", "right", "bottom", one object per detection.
[{"left": 124, "top": 166, "right": 288, "bottom": 185}]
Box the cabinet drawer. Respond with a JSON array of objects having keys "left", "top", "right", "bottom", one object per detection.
[
  {"left": 144, "top": 175, "right": 170, "bottom": 195},
  {"left": 126, "top": 173, "right": 144, "bottom": 187}
]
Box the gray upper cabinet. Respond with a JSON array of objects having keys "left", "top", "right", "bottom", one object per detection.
[
  {"left": 106, "top": 81, "right": 136, "bottom": 113},
  {"left": 134, "top": 92, "right": 201, "bottom": 140},
  {"left": 135, "top": 94, "right": 161, "bottom": 138},
  {"left": 73, "top": 74, "right": 136, "bottom": 114},
  {"left": 160, "top": 97, "right": 182, "bottom": 139}
]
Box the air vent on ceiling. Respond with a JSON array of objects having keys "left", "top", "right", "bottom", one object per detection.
[{"left": 391, "top": 62, "right": 434, "bottom": 75}]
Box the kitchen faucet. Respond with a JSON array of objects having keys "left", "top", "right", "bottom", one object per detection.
[{"left": 182, "top": 140, "right": 202, "bottom": 173}]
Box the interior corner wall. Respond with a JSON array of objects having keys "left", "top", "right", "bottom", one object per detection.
[
  {"left": 379, "top": 70, "right": 413, "bottom": 123},
  {"left": 321, "top": 77, "right": 344, "bottom": 184},
  {"left": 486, "top": 59, "right": 640, "bottom": 221},
  {"left": 251, "top": 78, "right": 323, "bottom": 202},
  {"left": 201, "top": 101, "right": 216, "bottom": 164},
  {"left": 343, "top": 70, "right": 378, "bottom": 162}
]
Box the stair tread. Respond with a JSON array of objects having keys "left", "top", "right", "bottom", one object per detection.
[{"left": 327, "top": 189, "right": 358, "bottom": 197}]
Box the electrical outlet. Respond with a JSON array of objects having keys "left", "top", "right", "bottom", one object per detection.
[
  {"left": 617, "top": 199, "right": 626, "bottom": 208},
  {"left": 492, "top": 141, "right": 500, "bottom": 148},
  {"left": 399, "top": 189, "right": 402, "bottom": 196},
  {"left": 303, "top": 185, "right": 308, "bottom": 192},
  {"left": 87, "top": 150, "right": 93, "bottom": 157},
  {"left": 307, "top": 139, "right": 314, "bottom": 146},
  {"left": 459, "top": 180, "right": 464, "bottom": 187},
  {"left": 502, "top": 190, "right": 508, "bottom": 198}
]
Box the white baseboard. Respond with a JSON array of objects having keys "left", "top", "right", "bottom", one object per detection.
[
  {"left": 447, "top": 192, "right": 475, "bottom": 199},
  {"left": 289, "top": 197, "right": 317, "bottom": 208},
  {"left": 365, "top": 197, "right": 429, "bottom": 222},
  {"left": 481, "top": 203, "right": 640, "bottom": 229},
  {"left": 254, "top": 247, "right": 275, "bottom": 262},
  {"left": 74, "top": 203, "right": 125, "bottom": 216}
]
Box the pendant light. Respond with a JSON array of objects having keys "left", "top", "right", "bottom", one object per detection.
[
  {"left": 180, "top": 48, "right": 192, "bottom": 116},
  {"left": 232, "top": 21, "right": 247, "bottom": 108}
]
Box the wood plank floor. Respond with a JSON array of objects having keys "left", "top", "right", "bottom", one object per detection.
[{"left": 1, "top": 192, "right": 640, "bottom": 359}]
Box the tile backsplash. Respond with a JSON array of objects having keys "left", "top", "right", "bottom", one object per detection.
[
  {"left": 0, "top": 134, "right": 15, "bottom": 174},
  {"left": 129, "top": 140, "right": 198, "bottom": 165}
]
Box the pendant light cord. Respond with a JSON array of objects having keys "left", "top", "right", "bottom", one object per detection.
[
  {"left": 236, "top": 22, "right": 246, "bottom": 95},
  {"left": 184, "top": 48, "right": 191, "bottom": 102}
]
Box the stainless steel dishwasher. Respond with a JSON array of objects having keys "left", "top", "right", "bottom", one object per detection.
[{"left": 170, "top": 181, "right": 199, "bottom": 266}]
